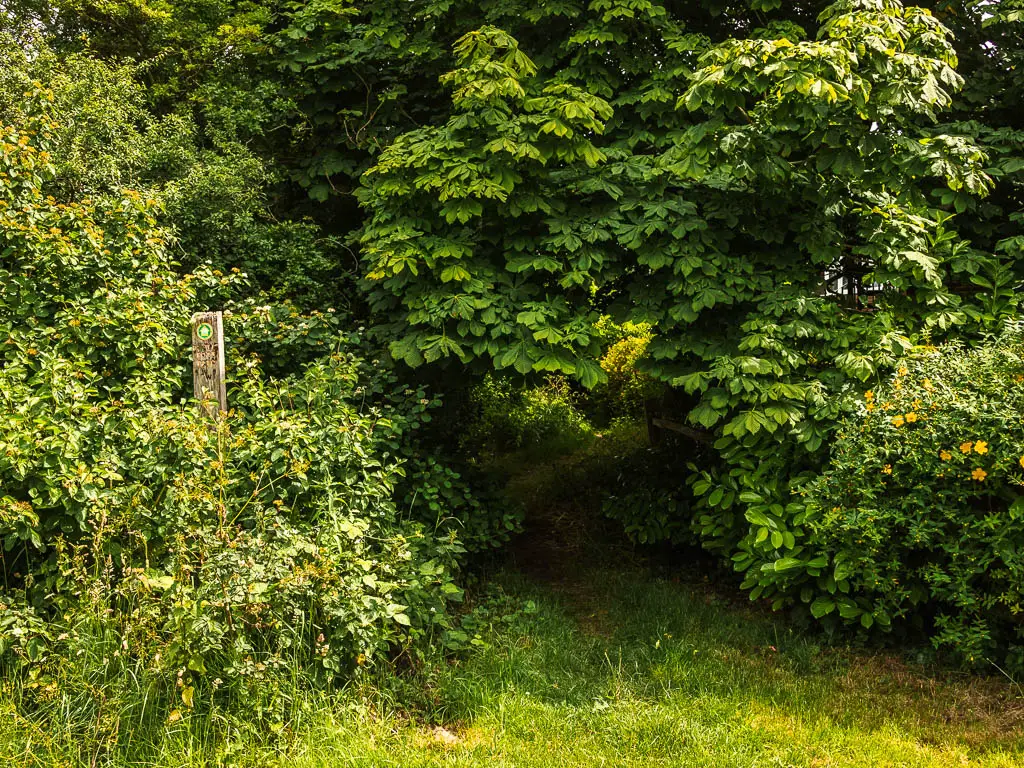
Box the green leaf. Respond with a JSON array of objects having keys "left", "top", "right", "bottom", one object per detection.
[
  {"left": 810, "top": 598, "right": 836, "bottom": 618},
  {"left": 689, "top": 402, "right": 723, "bottom": 428},
  {"left": 440, "top": 265, "right": 472, "bottom": 283},
  {"left": 575, "top": 357, "right": 607, "bottom": 389},
  {"left": 533, "top": 353, "right": 575, "bottom": 374},
  {"left": 773, "top": 557, "right": 803, "bottom": 572},
  {"left": 499, "top": 342, "right": 535, "bottom": 374}
]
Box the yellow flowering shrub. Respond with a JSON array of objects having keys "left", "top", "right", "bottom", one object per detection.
[{"left": 800, "top": 326, "right": 1024, "bottom": 670}]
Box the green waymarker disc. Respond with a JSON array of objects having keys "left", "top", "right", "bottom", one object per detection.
[{"left": 197, "top": 322, "right": 214, "bottom": 340}]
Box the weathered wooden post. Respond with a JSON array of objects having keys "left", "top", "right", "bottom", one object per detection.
[
  {"left": 192, "top": 311, "right": 227, "bottom": 417},
  {"left": 644, "top": 397, "right": 661, "bottom": 446}
]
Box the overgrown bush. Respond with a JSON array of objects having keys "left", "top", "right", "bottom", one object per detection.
[
  {"left": 0, "top": 88, "right": 488, "bottom": 713},
  {"left": 591, "top": 320, "right": 663, "bottom": 422},
  {"left": 0, "top": 35, "right": 348, "bottom": 310},
  {"left": 335, "top": 357, "right": 524, "bottom": 553},
  {"left": 396, "top": 453, "right": 523, "bottom": 553},
  {"left": 461, "top": 375, "right": 592, "bottom": 456},
  {"left": 799, "top": 327, "right": 1024, "bottom": 668},
  {"left": 599, "top": 322, "right": 1024, "bottom": 669},
  {"left": 1, "top": 351, "right": 468, "bottom": 686},
  {"left": 600, "top": 437, "right": 695, "bottom": 546}
]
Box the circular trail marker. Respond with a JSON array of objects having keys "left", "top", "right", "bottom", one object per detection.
[{"left": 192, "top": 311, "right": 226, "bottom": 417}]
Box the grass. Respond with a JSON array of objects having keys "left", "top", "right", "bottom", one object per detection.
[
  {"left": 4, "top": 425, "right": 1023, "bottom": 766},
  {"left": 299, "top": 569, "right": 1024, "bottom": 768},
  {"left": 3, "top": 565, "right": 1022, "bottom": 767}
]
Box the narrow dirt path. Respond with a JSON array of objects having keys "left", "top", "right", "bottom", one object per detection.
[{"left": 501, "top": 448, "right": 628, "bottom": 637}]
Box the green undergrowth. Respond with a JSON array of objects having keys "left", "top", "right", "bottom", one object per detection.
[{"left": 3, "top": 567, "right": 1021, "bottom": 767}]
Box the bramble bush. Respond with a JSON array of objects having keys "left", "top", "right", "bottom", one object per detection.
[
  {"left": 798, "top": 327, "right": 1024, "bottom": 668},
  {"left": 0, "top": 86, "right": 499, "bottom": 718}
]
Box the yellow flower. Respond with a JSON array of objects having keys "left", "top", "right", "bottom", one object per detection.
[
  {"left": 923, "top": 378, "right": 934, "bottom": 391},
  {"left": 891, "top": 416, "right": 905, "bottom": 427},
  {"left": 905, "top": 412, "right": 918, "bottom": 423},
  {"left": 971, "top": 468, "right": 987, "bottom": 482},
  {"left": 960, "top": 441, "right": 973, "bottom": 454},
  {"left": 864, "top": 390, "right": 875, "bottom": 402},
  {"left": 898, "top": 366, "right": 908, "bottom": 377},
  {"left": 882, "top": 464, "right": 893, "bottom": 475},
  {"left": 939, "top": 450, "right": 952, "bottom": 461},
  {"left": 974, "top": 441, "right": 988, "bottom": 455},
  {"left": 1019, "top": 456, "right": 1024, "bottom": 470},
  {"left": 866, "top": 403, "right": 876, "bottom": 412}
]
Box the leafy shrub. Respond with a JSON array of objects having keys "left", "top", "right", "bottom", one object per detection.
[
  {"left": 600, "top": 435, "right": 694, "bottom": 546},
  {"left": 322, "top": 351, "right": 524, "bottom": 553},
  {"left": 396, "top": 453, "right": 523, "bottom": 553},
  {"left": 599, "top": 323, "right": 1024, "bottom": 670},
  {"left": 0, "top": 35, "right": 349, "bottom": 311},
  {"left": 592, "top": 320, "right": 663, "bottom": 422},
  {"left": 0, "top": 88, "right": 477, "bottom": 708},
  {"left": 1, "top": 352, "right": 466, "bottom": 676},
  {"left": 799, "top": 327, "right": 1024, "bottom": 668},
  {"left": 461, "top": 375, "right": 592, "bottom": 456}
]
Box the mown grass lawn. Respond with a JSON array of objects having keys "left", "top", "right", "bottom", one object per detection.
[{"left": 7, "top": 566, "right": 1019, "bottom": 767}]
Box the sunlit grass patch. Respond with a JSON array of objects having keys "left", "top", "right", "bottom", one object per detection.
[{"left": 1, "top": 567, "right": 1022, "bottom": 767}]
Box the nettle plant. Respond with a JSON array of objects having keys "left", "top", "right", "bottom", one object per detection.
[
  {"left": 800, "top": 326, "right": 1024, "bottom": 668},
  {"left": 0, "top": 90, "right": 476, "bottom": 702}
]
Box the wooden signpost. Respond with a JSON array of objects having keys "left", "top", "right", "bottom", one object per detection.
[{"left": 192, "top": 311, "right": 227, "bottom": 417}]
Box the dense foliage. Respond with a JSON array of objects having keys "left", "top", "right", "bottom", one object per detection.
[
  {"left": 361, "top": 4, "right": 996, "bottom": 378},
  {"left": 0, "top": 31, "right": 346, "bottom": 309},
  {"left": 0, "top": 86, "right": 494, "bottom": 708},
  {"left": 462, "top": 375, "right": 593, "bottom": 456},
  {"left": 353, "top": 2, "right": 1024, "bottom": 665},
  {"left": 801, "top": 327, "right": 1024, "bottom": 667},
  {"left": 2, "top": 0, "right": 1023, "bottom": 683}
]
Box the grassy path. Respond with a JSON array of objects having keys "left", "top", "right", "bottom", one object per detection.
[
  {"left": 281, "top": 568, "right": 1024, "bottom": 767},
  {"left": 280, "top": 437, "right": 1024, "bottom": 767}
]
